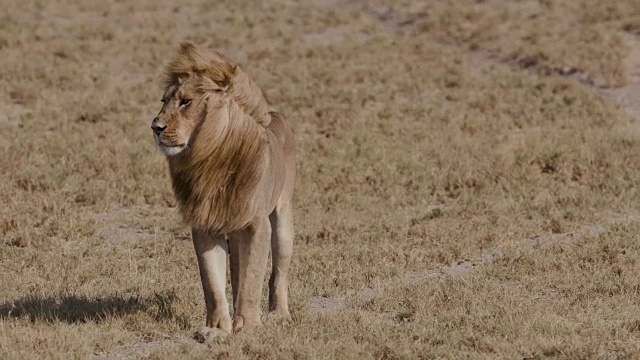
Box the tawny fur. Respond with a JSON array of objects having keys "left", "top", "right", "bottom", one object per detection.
[{"left": 152, "top": 42, "right": 296, "bottom": 338}]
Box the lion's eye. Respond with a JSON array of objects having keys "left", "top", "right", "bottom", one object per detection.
[{"left": 180, "top": 98, "right": 191, "bottom": 107}]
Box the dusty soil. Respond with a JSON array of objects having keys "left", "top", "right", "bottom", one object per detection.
[{"left": 1, "top": 0, "right": 640, "bottom": 358}]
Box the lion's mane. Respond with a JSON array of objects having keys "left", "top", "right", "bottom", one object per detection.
[{"left": 164, "top": 43, "right": 278, "bottom": 233}]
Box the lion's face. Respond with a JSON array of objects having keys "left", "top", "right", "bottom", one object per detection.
[{"left": 151, "top": 77, "right": 205, "bottom": 156}]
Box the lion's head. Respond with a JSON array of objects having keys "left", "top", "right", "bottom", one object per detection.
[
  {"left": 151, "top": 44, "right": 235, "bottom": 156},
  {"left": 151, "top": 42, "right": 270, "bottom": 157}
]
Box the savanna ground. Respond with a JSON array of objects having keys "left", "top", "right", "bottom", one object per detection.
[{"left": 1, "top": 0, "right": 640, "bottom": 358}]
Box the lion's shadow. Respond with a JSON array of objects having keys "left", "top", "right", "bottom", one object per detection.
[{"left": 0, "top": 291, "right": 182, "bottom": 324}]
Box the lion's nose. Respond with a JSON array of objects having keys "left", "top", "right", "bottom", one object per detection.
[{"left": 151, "top": 119, "right": 167, "bottom": 135}]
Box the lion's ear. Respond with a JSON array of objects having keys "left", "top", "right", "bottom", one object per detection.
[
  {"left": 203, "top": 61, "right": 235, "bottom": 88},
  {"left": 179, "top": 41, "right": 194, "bottom": 50},
  {"left": 178, "top": 42, "right": 197, "bottom": 58}
]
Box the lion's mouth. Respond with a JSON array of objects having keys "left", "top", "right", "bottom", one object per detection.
[
  {"left": 155, "top": 135, "right": 186, "bottom": 148},
  {"left": 162, "top": 143, "right": 186, "bottom": 148},
  {"left": 156, "top": 137, "right": 187, "bottom": 156}
]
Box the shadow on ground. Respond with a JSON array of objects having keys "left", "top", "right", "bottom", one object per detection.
[{"left": 0, "top": 291, "right": 182, "bottom": 324}]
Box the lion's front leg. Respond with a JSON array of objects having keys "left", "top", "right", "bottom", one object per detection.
[
  {"left": 192, "top": 228, "right": 232, "bottom": 342},
  {"left": 228, "top": 216, "right": 271, "bottom": 332}
]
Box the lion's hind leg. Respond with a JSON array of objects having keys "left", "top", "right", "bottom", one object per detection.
[{"left": 268, "top": 202, "right": 294, "bottom": 316}]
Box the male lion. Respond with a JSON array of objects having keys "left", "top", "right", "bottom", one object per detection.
[{"left": 151, "top": 42, "right": 295, "bottom": 341}]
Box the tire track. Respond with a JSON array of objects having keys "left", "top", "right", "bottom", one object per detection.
[{"left": 307, "top": 213, "right": 640, "bottom": 315}]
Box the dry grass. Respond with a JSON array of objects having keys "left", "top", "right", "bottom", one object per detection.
[{"left": 1, "top": 0, "right": 640, "bottom": 358}]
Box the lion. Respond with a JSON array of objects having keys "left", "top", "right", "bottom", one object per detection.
[{"left": 150, "top": 42, "right": 296, "bottom": 342}]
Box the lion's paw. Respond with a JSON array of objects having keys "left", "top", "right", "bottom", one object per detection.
[{"left": 193, "top": 326, "right": 230, "bottom": 343}]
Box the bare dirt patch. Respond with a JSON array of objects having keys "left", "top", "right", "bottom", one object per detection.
[{"left": 600, "top": 33, "right": 640, "bottom": 126}]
